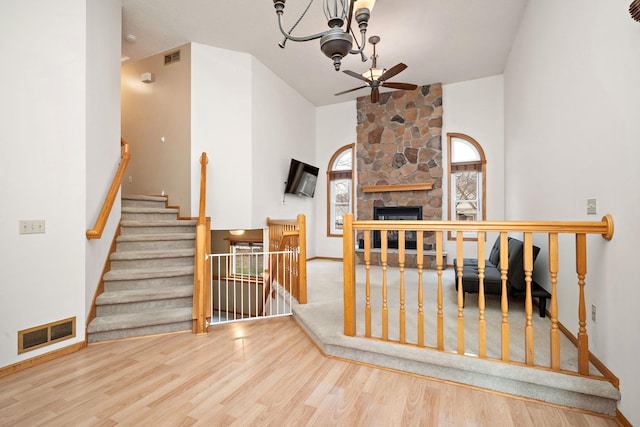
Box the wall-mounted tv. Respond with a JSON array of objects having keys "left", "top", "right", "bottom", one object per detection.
[{"left": 284, "top": 158, "right": 319, "bottom": 198}]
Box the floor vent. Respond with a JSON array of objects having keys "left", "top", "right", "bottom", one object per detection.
[
  {"left": 164, "top": 50, "right": 181, "bottom": 65},
  {"left": 18, "top": 317, "right": 76, "bottom": 354}
]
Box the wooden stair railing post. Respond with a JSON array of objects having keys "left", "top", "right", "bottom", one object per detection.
[
  {"left": 576, "top": 233, "right": 589, "bottom": 375},
  {"left": 193, "top": 152, "right": 208, "bottom": 335},
  {"left": 549, "top": 233, "right": 560, "bottom": 371},
  {"left": 398, "top": 230, "right": 406, "bottom": 344},
  {"left": 297, "top": 214, "right": 307, "bottom": 304},
  {"left": 86, "top": 139, "right": 130, "bottom": 239},
  {"left": 343, "top": 213, "right": 356, "bottom": 336},
  {"left": 499, "top": 232, "right": 510, "bottom": 362},
  {"left": 364, "top": 230, "right": 372, "bottom": 338},
  {"left": 381, "top": 230, "right": 389, "bottom": 341},
  {"left": 456, "top": 232, "right": 465, "bottom": 355},
  {"left": 524, "top": 232, "right": 535, "bottom": 365},
  {"left": 477, "top": 232, "right": 486, "bottom": 359},
  {"left": 417, "top": 231, "right": 425, "bottom": 347},
  {"left": 436, "top": 231, "right": 444, "bottom": 351}
]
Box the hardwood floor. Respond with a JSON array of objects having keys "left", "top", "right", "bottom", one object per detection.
[{"left": 0, "top": 317, "right": 616, "bottom": 426}]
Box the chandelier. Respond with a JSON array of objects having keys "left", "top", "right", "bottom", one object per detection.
[{"left": 272, "top": 0, "right": 376, "bottom": 71}]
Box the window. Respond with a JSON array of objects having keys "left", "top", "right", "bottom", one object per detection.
[
  {"left": 230, "top": 241, "right": 264, "bottom": 277},
  {"left": 327, "top": 144, "right": 354, "bottom": 236},
  {"left": 447, "top": 133, "right": 486, "bottom": 240}
]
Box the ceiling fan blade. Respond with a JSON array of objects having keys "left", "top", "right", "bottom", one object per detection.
[
  {"left": 371, "top": 87, "right": 380, "bottom": 103},
  {"left": 343, "top": 69, "right": 371, "bottom": 83},
  {"left": 382, "top": 82, "right": 418, "bottom": 91},
  {"left": 334, "top": 86, "right": 368, "bottom": 96},
  {"left": 379, "top": 63, "right": 407, "bottom": 82}
]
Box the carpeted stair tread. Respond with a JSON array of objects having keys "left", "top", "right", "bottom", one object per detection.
[
  {"left": 110, "top": 248, "right": 194, "bottom": 261},
  {"left": 96, "top": 285, "right": 193, "bottom": 305},
  {"left": 87, "top": 307, "right": 193, "bottom": 333},
  {"left": 103, "top": 265, "right": 194, "bottom": 281},
  {"left": 121, "top": 219, "right": 197, "bottom": 227},
  {"left": 122, "top": 194, "right": 168, "bottom": 203},
  {"left": 121, "top": 206, "right": 179, "bottom": 214},
  {"left": 116, "top": 233, "right": 195, "bottom": 242}
]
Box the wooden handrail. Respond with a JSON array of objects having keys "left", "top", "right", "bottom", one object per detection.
[
  {"left": 343, "top": 213, "right": 616, "bottom": 380},
  {"left": 86, "top": 139, "right": 130, "bottom": 239},
  {"left": 193, "top": 152, "right": 209, "bottom": 334}
]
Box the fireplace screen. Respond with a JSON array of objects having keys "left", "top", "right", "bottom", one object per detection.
[{"left": 373, "top": 206, "right": 423, "bottom": 249}]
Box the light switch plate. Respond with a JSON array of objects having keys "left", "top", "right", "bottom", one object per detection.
[
  {"left": 19, "top": 220, "right": 45, "bottom": 234},
  {"left": 586, "top": 198, "right": 597, "bottom": 215}
]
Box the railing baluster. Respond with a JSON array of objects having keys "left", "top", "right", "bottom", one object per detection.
[
  {"left": 436, "top": 231, "right": 444, "bottom": 351},
  {"left": 398, "top": 230, "right": 406, "bottom": 344},
  {"left": 364, "top": 231, "right": 372, "bottom": 338},
  {"left": 477, "top": 232, "right": 486, "bottom": 358},
  {"left": 500, "top": 232, "right": 510, "bottom": 362},
  {"left": 576, "top": 233, "right": 589, "bottom": 375},
  {"left": 549, "top": 233, "right": 560, "bottom": 371},
  {"left": 417, "top": 231, "right": 424, "bottom": 347},
  {"left": 343, "top": 214, "right": 356, "bottom": 336},
  {"left": 456, "top": 232, "right": 465, "bottom": 355},
  {"left": 381, "top": 231, "right": 389, "bottom": 341},
  {"left": 524, "top": 232, "right": 534, "bottom": 365}
]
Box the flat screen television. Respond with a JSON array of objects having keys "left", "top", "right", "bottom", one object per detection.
[{"left": 284, "top": 158, "right": 319, "bottom": 198}]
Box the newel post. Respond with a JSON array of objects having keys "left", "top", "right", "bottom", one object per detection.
[{"left": 343, "top": 213, "right": 356, "bottom": 336}]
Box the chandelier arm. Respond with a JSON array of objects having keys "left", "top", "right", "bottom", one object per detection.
[
  {"left": 348, "top": 28, "right": 367, "bottom": 56},
  {"left": 345, "top": 0, "right": 356, "bottom": 33},
  {"left": 276, "top": 13, "right": 327, "bottom": 44}
]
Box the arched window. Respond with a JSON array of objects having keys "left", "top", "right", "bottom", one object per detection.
[
  {"left": 327, "top": 144, "right": 354, "bottom": 236},
  {"left": 447, "top": 133, "right": 486, "bottom": 240}
]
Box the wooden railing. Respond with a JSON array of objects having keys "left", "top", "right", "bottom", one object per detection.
[
  {"left": 343, "top": 213, "right": 614, "bottom": 379},
  {"left": 193, "top": 153, "right": 211, "bottom": 334},
  {"left": 266, "top": 214, "right": 307, "bottom": 304},
  {"left": 86, "top": 139, "right": 130, "bottom": 239}
]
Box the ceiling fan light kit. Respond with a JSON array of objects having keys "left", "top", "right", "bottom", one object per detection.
[
  {"left": 335, "top": 35, "right": 418, "bottom": 103},
  {"left": 273, "top": 0, "right": 375, "bottom": 71}
]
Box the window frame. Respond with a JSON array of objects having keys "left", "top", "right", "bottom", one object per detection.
[
  {"left": 227, "top": 238, "right": 265, "bottom": 280},
  {"left": 447, "top": 133, "right": 487, "bottom": 241},
  {"left": 326, "top": 143, "right": 354, "bottom": 237}
]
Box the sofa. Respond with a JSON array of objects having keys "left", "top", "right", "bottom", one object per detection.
[{"left": 453, "top": 236, "right": 551, "bottom": 317}]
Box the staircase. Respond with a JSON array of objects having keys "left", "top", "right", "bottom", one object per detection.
[{"left": 87, "top": 195, "right": 196, "bottom": 343}]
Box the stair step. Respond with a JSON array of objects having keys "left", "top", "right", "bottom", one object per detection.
[
  {"left": 103, "top": 266, "right": 194, "bottom": 291},
  {"left": 121, "top": 206, "right": 180, "bottom": 221},
  {"left": 96, "top": 286, "right": 193, "bottom": 315},
  {"left": 120, "top": 220, "right": 197, "bottom": 235},
  {"left": 122, "top": 194, "right": 168, "bottom": 209},
  {"left": 116, "top": 233, "right": 196, "bottom": 251},
  {"left": 110, "top": 248, "right": 194, "bottom": 269},
  {"left": 87, "top": 308, "right": 193, "bottom": 343}
]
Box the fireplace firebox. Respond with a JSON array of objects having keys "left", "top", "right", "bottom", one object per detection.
[{"left": 373, "top": 206, "right": 423, "bottom": 249}]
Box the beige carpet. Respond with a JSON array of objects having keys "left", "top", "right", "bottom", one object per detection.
[{"left": 303, "top": 259, "right": 598, "bottom": 373}]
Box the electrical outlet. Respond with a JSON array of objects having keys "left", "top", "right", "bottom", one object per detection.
[
  {"left": 19, "top": 219, "right": 45, "bottom": 234},
  {"left": 591, "top": 304, "right": 597, "bottom": 322}
]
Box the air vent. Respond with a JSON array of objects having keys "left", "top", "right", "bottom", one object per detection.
[
  {"left": 18, "top": 317, "right": 76, "bottom": 354},
  {"left": 164, "top": 50, "right": 181, "bottom": 65}
]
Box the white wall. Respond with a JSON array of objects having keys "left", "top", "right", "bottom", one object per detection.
[
  {"left": 442, "top": 75, "right": 505, "bottom": 258},
  {"left": 251, "top": 58, "right": 317, "bottom": 254},
  {"left": 190, "top": 43, "right": 253, "bottom": 229},
  {"left": 504, "top": 1, "right": 640, "bottom": 422},
  {"left": 122, "top": 44, "right": 191, "bottom": 215},
  {"left": 85, "top": 0, "right": 122, "bottom": 318},
  {"left": 0, "top": 0, "right": 89, "bottom": 366},
  {"left": 314, "top": 101, "right": 357, "bottom": 258}
]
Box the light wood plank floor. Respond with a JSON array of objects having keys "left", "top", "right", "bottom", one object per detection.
[{"left": 0, "top": 317, "right": 616, "bottom": 426}]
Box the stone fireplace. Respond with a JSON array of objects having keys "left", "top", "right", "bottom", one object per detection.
[{"left": 355, "top": 83, "right": 443, "bottom": 268}]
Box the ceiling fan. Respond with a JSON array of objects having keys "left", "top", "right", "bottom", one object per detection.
[{"left": 334, "top": 36, "right": 418, "bottom": 103}]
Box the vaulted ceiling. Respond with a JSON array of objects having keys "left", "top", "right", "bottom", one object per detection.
[{"left": 121, "top": 0, "right": 528, "bottom": 106}]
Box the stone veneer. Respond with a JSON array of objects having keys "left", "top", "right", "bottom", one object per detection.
[{"left": 355, "top": 83, "right": 443, "bottom": 267}]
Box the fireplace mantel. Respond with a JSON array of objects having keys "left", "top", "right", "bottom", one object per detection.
[{"left": 361, "top": 182, "right": 434, "bottom": 193}]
